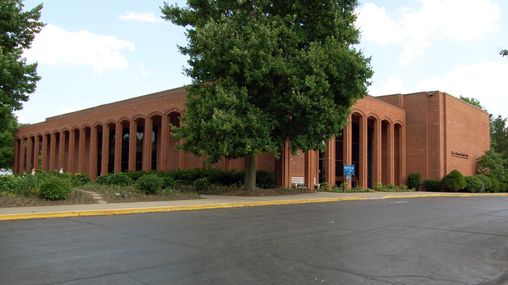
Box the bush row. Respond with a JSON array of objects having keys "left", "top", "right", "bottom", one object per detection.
[
  {"left": 416, "top": 170, "right": 506, "bottom": 193},
  {"left": 0, "top": 171, "right": 89, "bottom": 200},
  {"left": 95, "top": 168, "right": 276, "bottom": 193}
]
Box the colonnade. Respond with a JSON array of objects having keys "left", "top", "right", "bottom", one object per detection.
[
  {"left": 14, "top": 112, "right": 183, "bottom": 180},
  {"left": 281, "top": 113, "right": 406, "bottom": 189}
]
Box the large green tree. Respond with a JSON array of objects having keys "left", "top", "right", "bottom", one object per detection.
[
  {"left": 0, "top": 110, "right": 17, "bottom": 168},
  {"left": 0, "top": 0, "right": 43, "bottom": 169},
  {"left": 162, "top": 0, "right": 372, "bottom": 190},
  {"left": 0, "top": 1, "right": 43, "bottom": 127}
]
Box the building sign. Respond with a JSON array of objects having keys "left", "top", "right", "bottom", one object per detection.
[
  {"left": 344, "top": 164, "right": 355, "bottom": 179},
  {"left": 451, "top": 151, "right": 469, "bottom": 159}
]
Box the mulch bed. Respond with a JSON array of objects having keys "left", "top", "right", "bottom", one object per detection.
[
  {"left": 0, "top": 191, "right": 96, "bottom": 208},
  {"left": 95, "top": 189, "right": 200, "bottom": 203}
]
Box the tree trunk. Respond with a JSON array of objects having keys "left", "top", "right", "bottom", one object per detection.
[{"left": 244, "top": 153, "right": 257, "bottom": 191}]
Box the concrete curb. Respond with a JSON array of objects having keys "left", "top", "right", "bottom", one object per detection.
[
  {"left": 1, "top": 193, "right": 508, "bottom": 221},
  {"left": 0, "top": 197, "right": 368, "bottom": 221}
]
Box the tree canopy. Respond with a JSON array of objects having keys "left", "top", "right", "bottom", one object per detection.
[
  {"left": 162, "top": 0, "right": 372, "bottom": 190},
  {"left": 501, "top": 49, "right": 507, "bottom": 57},
  {"left": 459, "top": 96, "right": 485, "bottom": 111},
  {"left": 0, "top": 0, "right": 43, "bottom": 130}
]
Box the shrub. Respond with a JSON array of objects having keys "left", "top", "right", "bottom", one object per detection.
[
  {"left": 407, "top": 173, "right": 421, "bottom": 190},
  {"left": 125, "top": 171, "right": 148, "bottom": 181},
  {"left": 39, "top": 178, "right": 72, "bottom": 200},
  {"left": 442, "top": 170, "right": 466, "bottom": 192},
  {"left": 161, "top": 175, "right": 176, "bottom": 188},
  {"left": 0, "top": 176, "right": 18, "bottom": 194},
  {"left": 423, "top": 179, "right": 441, "bottom": 192},
  {"left": 70, "top": 173, "right": 91, "bottom": 187},
  {"left": 193, "top": 177, "right": 210, "bottom": 192},
  {"left": 256, "top": 171, "right": 276, "bottom": 189},
  {"left": 465, "top": 176, "right": 484, "bottom": 193},
  {"left": 475, "top": 174, "right": 491, "bottom": 192},
  {"left": 136, "top": 175, "right": 164, "bottom": 194},
  {"left": 96, "top": 172, "right": 134, "bottom": 186},
  {"left": 490, "top": 177, "right": 501, "bottom": 193}
]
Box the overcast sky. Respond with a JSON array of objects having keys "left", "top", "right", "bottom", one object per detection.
[{"left": 17, "top": 0, "right": 508, "bottom": 124}]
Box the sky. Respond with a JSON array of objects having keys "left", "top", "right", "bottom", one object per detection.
[{"left": 17, "top": 0, "right": 508, "bottom": 124}]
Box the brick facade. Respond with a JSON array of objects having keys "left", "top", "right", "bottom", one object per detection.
[{"left": 14, "top": 87, "right": 490, "bottom": 189}]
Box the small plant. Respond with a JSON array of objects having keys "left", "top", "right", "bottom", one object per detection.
[
  {"left": 490, "top": 176, "right": 501, "bottom": 193},
  {"left": 373, "top": 183, "right": 384, "bottom": 191},
  {"left": 39, "top": 178, "right": 72, "bottom": 200},
  {"left": 407, "top": 173, "right": 421, "bottom": 190},
  {"left": 70, "top": 173, "right": 91, "bottom": 187},
  {"left": 256, "top": 171, "right": 276, "bottom": 189},
  {"left": 423, "top": 179, "right": 441, "bottom": 192},
  {"left": 136, "top": 174, "right": 164, "bottom": 194},
  {"left": 465, "top": 176, "right": 484, "bottom": 193},
  {"left": 96, "top": 172, "right": 134, "bottom": 186},
  {"left": 442, "top": 170, "right": 466, "bottom": 192},
  {"left": 193, "top": 177, "right": 211, "bottom": 192},
  {"left": 474, "top": 174, "right": 491, "bottom": 192}
]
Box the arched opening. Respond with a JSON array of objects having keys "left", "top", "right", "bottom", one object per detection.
[
  {"left": 83, "top": 127, "right": 91, "bottom": 174},
  {"left": 394, "top": 123, "right": 402, "bottom": 185},
  {"left": 120, "top": 120, "right": 130, "bottom": 172},
  {"left": 62, "top": 131, "right": 70, "bottom": 172},
  {"left": 36, "top": 135, "right": 42, "bottom": 170},
  {"left": 134, "top": 118, "right": 145, "bottom": 171},
  {"left": 367, "top": 117, "right": 377, "bottom": 188},
  {"left": 70, "top": 129, "right": 79, "bottom": 173},
  {"left": 168, "top": 112, "right": 181, "bottom": 170},
  {"left": 351, "top": 113, "right": 362, "bottom": 188},
  {"left": 381, "top": 120, "right": 390, "bottom": 185},
  {"left": 150, "top": 115, "right": 162, "bottom": 171}
]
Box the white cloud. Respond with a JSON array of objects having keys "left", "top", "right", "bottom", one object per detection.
[
  {"left": 24, "top": 24, "right": 135, "bottom": 75},
  {"left": 369, "top": 76, "right": 407, "bottom": 96},
  {"left": 357, "top": 0, "right": 501, "bottom": 64},
  {"left": 119, "top": 12, "right": 164, "bottom": 23},
  {"left": 416, "top": 61, "right": 508, "bottom": 116}
]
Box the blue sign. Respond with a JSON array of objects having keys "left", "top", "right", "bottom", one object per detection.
[{"left": 343, "top": 164, "right": 355, "bottom": 176}]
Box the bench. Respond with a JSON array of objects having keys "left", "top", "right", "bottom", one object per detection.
[{"left": 291, "top": 176, "right": 305, "bottom": 188}]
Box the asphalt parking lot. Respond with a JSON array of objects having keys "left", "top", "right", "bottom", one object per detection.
[{"left": 1, "top": 197, "right": 508, "bottom": 285}]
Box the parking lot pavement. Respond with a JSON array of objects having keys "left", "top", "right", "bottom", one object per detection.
[{"left": 1, "top": 197, "right": 508, "bottom": 284}]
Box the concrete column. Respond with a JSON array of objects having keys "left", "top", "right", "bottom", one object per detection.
[
  {"left": 58, "top": 132, "right": 65, "bottom": 171},
  {"left": 89, "top": 127, "right": 98, "bottom": 180},
  {"left": 78, "top": 128, "right": 86, "bottom": 173},
  {"left": 160, "top": 115, "right": 169, "bottom": 171},
  {"left": 19, "top": 139, "right": 26, "bottom": 174},
  {"left": 26, "top": 137, "right": 33, "bottom": 172},
  {"left": 142, "top": 118, "right": 153, "bottom": 171},
  {"left": 374, "top": 120, "right": 382, "bottom": 185},
  {"left": 343, "top": 119, "right": 353, "bottom": 189},
  {"left": 13, "top": 139, "right": 19, "bottom": 174},
  {"left": 49, "top": 132, "right": 57, "bottom": 171},
  {"left": 325, "top": 137, "right": 336, "bottom": 186},
  {"left": 101, "top": 125, "right": 110, "bottom": 176},
  {"left": 304, "top": 150, "right": 317, "bottom": 190},
  {"left": 388, "top": 123, "right": 395, "bottom": 184},
  {"left": 68, "top": 130, "right": 75, "bottom": 173},
  {"left": 42, "top": 135, "right": 48, "bottom": 171},
  {"left": 400, "top": 125, "right": 407, "bottom": 186},
  {"left": 359, "top": 116, "right": 368, "bottom": 188},
  {"left": 33, "top": 136, "right": 40, "bottom": 171},
  {"left": 281, "top": 139, "right": 291, "bottom": 188},
  {"left": 114, "top": 122, "right": 122, "bottom": 173},
  {"left": 128, "top": 120, "right": 137, "bottom": 171}
]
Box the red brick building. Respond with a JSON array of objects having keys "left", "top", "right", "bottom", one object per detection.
[{"left": 13, "top": 87, "right": 490, "bottom": 189}]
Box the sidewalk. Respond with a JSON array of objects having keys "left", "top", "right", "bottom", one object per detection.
[{"left": 1, "top": 191, "right": 508, "bottom": 221}]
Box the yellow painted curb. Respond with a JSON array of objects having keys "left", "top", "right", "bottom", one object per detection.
[{"left": 0, "top": 197, "right": 368, "bottom": 221}]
